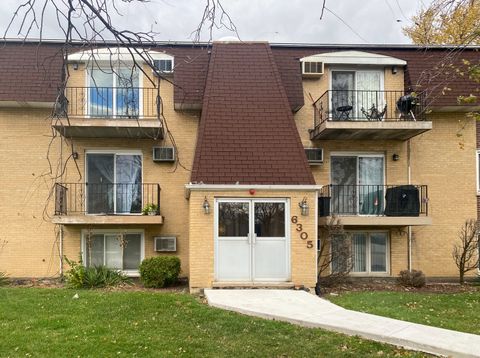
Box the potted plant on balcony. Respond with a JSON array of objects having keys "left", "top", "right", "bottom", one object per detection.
[{"left": 142, "top": 203, "right": 159, "bottom": 216}]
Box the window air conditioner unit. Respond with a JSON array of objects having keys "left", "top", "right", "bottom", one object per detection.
[
  {"left": 302, "top": 61, "right": 324, "bottom": 77},
  {"left": 153, "top": 59, "right": 173, "bottom": 75},
  {"left": 154, "top": 236, "right": 177, "bottom": 252},
  {"left": 305, "top": 148, "right": 323, "bottom": 165},
  {"left": 153, "top": 147, "right": 175, "bottom": 162}
]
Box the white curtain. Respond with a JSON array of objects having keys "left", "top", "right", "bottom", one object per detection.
[
  {"left": 116, "top": 155, "right": 142, "bottom": 214},
  {"left": 359, "top": 157, "right": 384, "bottom": 215},
  {"left": 356, "top": 71, "right": 383, "bottom": 118},
  {"left": 352, "top": 233, "right": 367, "bottom": 272}
]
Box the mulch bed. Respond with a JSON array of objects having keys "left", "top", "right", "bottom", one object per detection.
[{"left": 320, "top": 280, "right": 480, "bottom": 295}]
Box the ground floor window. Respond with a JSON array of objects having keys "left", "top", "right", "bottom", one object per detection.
[
  {"left": 83, "top": 231, "right": 143, "bottom": 271},
  {"left": 332, "top": 231, "right": 389, "bottom": 275}
]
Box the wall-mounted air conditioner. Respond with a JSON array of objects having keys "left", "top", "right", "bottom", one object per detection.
[
  {"left": 305, "top": 148, "right": 323, "bottom": 165},
  {"left": 153, "top": 147, "right": 175, "bottom": 162},
  {"left": 154, "top": 236, "right": 177, "bottom": 252},
  {"left": 302, "top": 61, "right": 324, "bottom": 77}
]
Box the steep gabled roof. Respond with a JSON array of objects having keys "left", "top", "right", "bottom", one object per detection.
[{"left": 190, "top": 42, "right": 315, "bottom": 185}]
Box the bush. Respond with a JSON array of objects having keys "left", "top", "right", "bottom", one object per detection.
[
  {"left": 397, "top": 269, "right": 426, "bottom": 288},
  {"left": 0, "top": 272, "right": 9, "bottom": 287},
  {"left": 139, "top": 256, "right": 181, "bottom": 288},
  {"left": 64, "top": 257, "right": 130, "bottom": 289}
]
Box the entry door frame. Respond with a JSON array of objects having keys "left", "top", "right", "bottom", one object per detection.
[{"left": 214, "top": 198, "right": 291, "bottom": 282}]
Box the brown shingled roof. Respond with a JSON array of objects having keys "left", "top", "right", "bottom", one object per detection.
[
  {"left": 190, "top": 42, "right": 315, "bottom": 185},
  {"left": 0, "top": 43, "right": 64, "bottom": 103}
]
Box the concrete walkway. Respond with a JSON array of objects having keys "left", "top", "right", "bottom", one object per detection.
[{"left": 205, "top": 289, "right": 480, "bottom": 357}]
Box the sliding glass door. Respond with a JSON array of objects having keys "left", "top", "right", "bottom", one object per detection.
[
  {"left": 331, "top": 154, "right": 384, "bottom": 215},
  {"left": 331, "top": 70, "right": 384, "bottom": 120},
  {"left": 86, "top": 153, "right": 142, "bottom": 214},
  {"left": 89, "top": 66, "right": 140, "bottom": 118}
]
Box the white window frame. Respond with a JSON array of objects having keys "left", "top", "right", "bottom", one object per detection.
[
  {"left": 86, "top": 62, "right": 144, "bottom": 118},
  {"left": 330, "top": 230, "right": 390, "bottom": 276},
  {"left": 81, "top": 228, "right": 145, "bottom": 276},
  {"left": 84, "top": 149, "right": 144, "bottom": 216},
  {"left": 329, "top": 68, "right": 385, "bottom": 120},
  {"left": 330, "top": 152, "right": 386, "bottom": 216}
]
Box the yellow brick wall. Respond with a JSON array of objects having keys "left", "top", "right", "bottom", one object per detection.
[
  {"left": 188, "top": 190, "right": 317, "bottom": 289},
  {"left": 294, "top": 66, "right": 477, "bottom": 278},
  {"left": 0, "top": 62, "right": 199, "bottom": 278}
]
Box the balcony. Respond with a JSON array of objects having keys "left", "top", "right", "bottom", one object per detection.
[
  {"left": 310, "top": 90, "right": 432, "bottom": 140},
  {"left": 318, "top": 184, "right": 431, "bottom": 226},
  {"left": 52, "top": 183, "right": 163, "bottom": 225},
  {"left": 52, "top": 87, "right": 164, "bottom": 139}
]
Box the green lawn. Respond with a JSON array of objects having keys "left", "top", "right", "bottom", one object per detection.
[
  {"left": 0, "top": 288, "right": 428, "bottom": 357},
  {"left": 329, "top": 291, "right": 480, "bottom": 335}
]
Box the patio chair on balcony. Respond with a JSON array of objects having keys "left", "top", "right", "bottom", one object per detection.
[{"left": 361, "top": 104, "right": 387, "bottom": 121}]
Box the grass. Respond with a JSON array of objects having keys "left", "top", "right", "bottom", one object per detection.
[
  {"left": 0, "top": 288, "right": 429, "bottom": 357},
  {"left": 329, "top": 291, "right": 480, "bottom": 335}
]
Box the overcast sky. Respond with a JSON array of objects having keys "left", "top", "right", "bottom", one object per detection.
[{"left": 1, "top": 0, "right": 432, "bottom": 44}]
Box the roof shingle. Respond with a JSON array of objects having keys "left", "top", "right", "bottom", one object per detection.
[{"left": 190, "top": 42, "right": 315, "bottom": 185}]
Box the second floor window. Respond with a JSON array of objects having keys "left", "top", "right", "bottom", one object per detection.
[{"left": 88, "top": 66, "right": 140, "bottom": 118}]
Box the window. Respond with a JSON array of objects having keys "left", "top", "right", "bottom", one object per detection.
[
  {"left": 86, "top": 152, "right": 142, "bottom": 214},
  {"left": 88, "top": 66, "right": 140, "bottom": 118},
  {"left": 332, "top": 232, "right": 389, "bottom": 275},
  {"left": 330, "top": 154, "right": 384, "bottom": 215},
  {"left": 331, "top": 70, "right": 384, "bottom": 120},
  {"left": 84, "top": 231, "right": 143, "bottom": 272}
]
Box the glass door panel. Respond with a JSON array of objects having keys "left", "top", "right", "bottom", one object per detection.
[
  {"left": 89, "top": 69, "right": 114, "bottom": 117},
  {"left": 331, "top": 71, "right": 355, "bottom": 120},
  {"left": 123, "top": 233, "right": 142, "bottom": 270},
  {"left": 105, "top": 234, "right": 122, "bottom": 269},
  {"left": 352, "top": 233, "right": 367, "bottom": 272},
  {"left": 331, "top": 156, "right": 358, "bottom": 214},
  {"left": 370, "top": 233, "right": 387, "bottom": 272},
  {"left": 116, "top": 68, "right": 140, "bottom": 118},
  {"left": 356, "top": 71, "right": 383, "bottom": 119},
  {"left": 359, "top": 157, "right": 384, "bottom": 215},
  {"left": 253, "top": 202, "right": 288, "bottom": 281},
  {"left": 115, "top": 155, "right": 142, "bottom": 214},
  {"left": 216, "top": 201, "right": 251, "bottom": 281},
  {"left": 86, "top": 154, "right": 115, "bottom": 214}
]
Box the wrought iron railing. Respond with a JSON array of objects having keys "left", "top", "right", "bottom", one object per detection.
[
  {"left": 54, "top": 183, "right": 161, "bottom": 215},
  {"left": 56, "top": 87, "right": 160, "bottom": 119},
  {"left": 312, "top": 90, "right": 427, "bottom": 129},
  {"left": 318, "top": 184, "right": 428, "bottom": 217}
]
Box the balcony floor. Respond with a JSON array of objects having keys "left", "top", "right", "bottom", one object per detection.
[
  {"left": 52, "top": 214, "right": 164, "bottom": 225},
  {"left": 52, "top": 117, "right": 164, "bottom": 139},
  {"left": 310, "top": 120, "right": 432, "bottom": 140},
  {"left": 318, "top": 215, "right": 431, "bottom": 227}
]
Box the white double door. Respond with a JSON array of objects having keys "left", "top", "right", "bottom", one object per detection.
[{"left": 215, "top": 199, "right": 290, "bottom": 282}]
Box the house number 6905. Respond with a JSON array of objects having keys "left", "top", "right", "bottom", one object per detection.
[{"left": 291, "top": 216, "right": 312, "bottom": 249}]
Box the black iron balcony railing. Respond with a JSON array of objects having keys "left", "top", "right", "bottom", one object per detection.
[
  {"left": 312, "top": 90, "right": 427, "bottom": 129},
  {"left": 56, "top": 87, "right": 160, "bottom": 119},
  {"left": 318, "top": 184, "right": 428, "bottom": 217},
  {"left": 54, "top": 183, "right": 161, "bottom": 215}
]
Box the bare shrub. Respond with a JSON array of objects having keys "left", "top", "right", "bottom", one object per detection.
[
  {"left": 452, "top": 219, "right": 480, "bottom": 284},
  {"left": 317, "top": 217, "right": 352, "bottom": 289}
]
